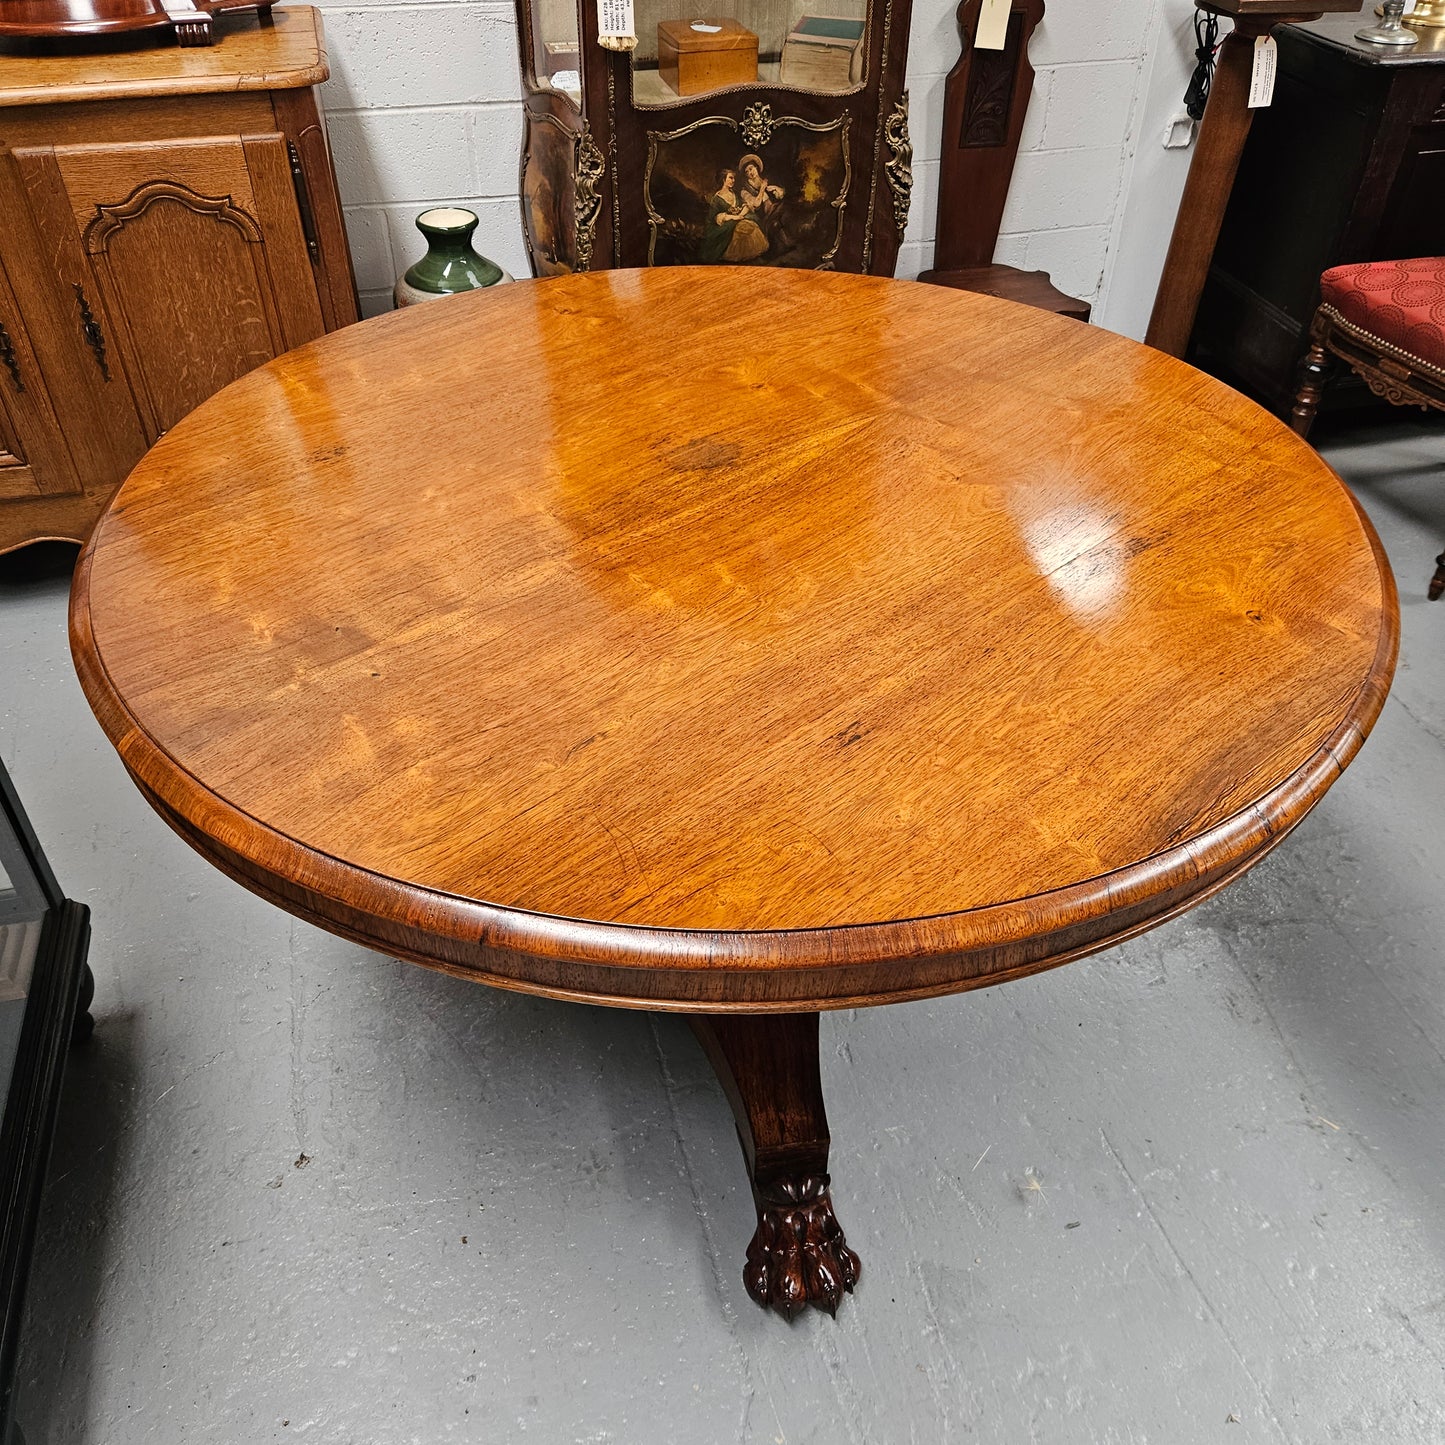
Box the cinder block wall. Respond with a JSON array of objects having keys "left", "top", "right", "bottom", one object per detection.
[{"left": 316, "top": 0, "right": 1181, "bottom": 323}]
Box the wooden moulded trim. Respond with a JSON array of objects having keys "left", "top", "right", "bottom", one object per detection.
[
  {"left": 0, "top": 8, "right": 328, "bottom": 110},
  {"left": 1320, "top": 305, "right": 1445, "bottom": 399},
  {"left": 68, "top": 490, "right": 1399, "bottom": 1014}
]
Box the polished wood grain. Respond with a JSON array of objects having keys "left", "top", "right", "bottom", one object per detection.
[
  {"left": 70, "top": 268, "right": 1398, "bottom": 1014},
  {"left": 0, "top": 0, "right": 272, "bottom": 46},
  {"left": 0, "top": 7, "right": 325, "bottom": 107}
]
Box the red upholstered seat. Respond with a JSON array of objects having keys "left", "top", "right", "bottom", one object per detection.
[{"left": 1319, "top": 257, "right": 1445, "bottom": 374}]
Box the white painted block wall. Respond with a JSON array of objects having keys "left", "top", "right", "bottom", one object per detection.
[{"left": 314, "top": 0, "right": 1200, "bottom": 334}]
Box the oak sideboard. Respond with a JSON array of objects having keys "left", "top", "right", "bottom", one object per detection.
[{"left": 0, "top": 6, "right": 358, "bottom": 556}]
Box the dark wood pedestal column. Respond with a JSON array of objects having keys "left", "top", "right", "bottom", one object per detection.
[{"left": 689, "top": 1014, "right": 861, "bottom": 1319}]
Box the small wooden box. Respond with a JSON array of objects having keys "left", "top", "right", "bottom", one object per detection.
[
  {"left": 542, "top": 40, "right": 580, "bottom": 79},
  {"left": 657, "top": 18, "right": 758, "bottom": 97}
]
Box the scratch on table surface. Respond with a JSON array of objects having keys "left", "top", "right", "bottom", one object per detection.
[
  {"left": 1100, "top": 1128, "right": 1291, "bottom": 1445},
  {"left": 588, "top": 808, "right": 645, "bottom": 888}
]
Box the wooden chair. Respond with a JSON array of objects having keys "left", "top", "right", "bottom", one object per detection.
[
  {"left": 1290, "top": 256, "right": 1445, "bottom": 600},
  {"left": 917, "top": 0, "right": 1089, "bottom": 321}
]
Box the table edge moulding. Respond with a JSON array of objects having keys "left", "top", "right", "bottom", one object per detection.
[
  {"left": 68, "top": 563, "right": 1398, "bottom": 1013},
  {"left": 66, "top": 269, "right": 1399, "bottom": 1319},
  {"left": 64, "top": 616, "right": 1398, "bottom": 1013}
]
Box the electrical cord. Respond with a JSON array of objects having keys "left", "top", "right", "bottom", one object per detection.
[{"left": 1183, "top": 10, "right": 1221, "bottom": 121}]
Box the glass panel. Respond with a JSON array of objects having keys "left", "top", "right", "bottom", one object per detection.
[
  {"left": 631, "top": 1, "right": 869, "bottom": 107},
  {"left": 532, "top": 0, "right": 583, "bottom": 103},
  {"left": 0, "top": 796, "right": 48, "bottom": 1121}
]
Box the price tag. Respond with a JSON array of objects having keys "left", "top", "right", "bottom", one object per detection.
[
  {"left": 597, "top": 0, "right": 635, "bottom": 43},
  {"left": 976, "top": 0, "right": 1010, "bottom": 51},
  {"left": 1248, "top": 34, "right": 1277, "bottom": 109}
]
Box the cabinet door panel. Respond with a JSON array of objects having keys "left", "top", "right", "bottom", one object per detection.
[
  {"left": 1377, "top": 135, "right": 1445, "bottom": 260},
  {"left": 15, "top": 134, "right": 326, "bottom": 443},
  {"left": 0, "top": 260, "right": 82, "bottom": 500},
  {"left": 0, "top": 428, "right": 41, "bottom": 501}
]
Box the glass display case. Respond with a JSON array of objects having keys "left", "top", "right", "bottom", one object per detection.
[
  {"left": 0, "top": 757, "right": 91, "bottom": 1444},
  {"left": 514, "top": 0, "right": 914, "bottom": 274}
]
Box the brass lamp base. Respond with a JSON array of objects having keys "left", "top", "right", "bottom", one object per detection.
[{"left": 1407, "top": 0, "right": 1445, "bottom": 25}]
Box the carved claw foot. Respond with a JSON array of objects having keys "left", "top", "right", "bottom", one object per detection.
[{"left": 744, "top": 1175, "right": 860, "bottom": 1319}]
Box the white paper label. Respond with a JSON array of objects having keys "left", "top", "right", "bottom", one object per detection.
[
  {"left": 976, "top": 0, "right": 1010, "bottom": 51},
  {"left": 1248, "top": 35, "right": 1277, "bottom": 109},
  {"left": 598, "top": 0, "right": 635, "bottom": 40},
  {"left": 690, "top": 21, "right": 721, "bottom": 31}
]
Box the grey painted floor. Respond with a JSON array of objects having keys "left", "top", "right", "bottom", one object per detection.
[{"left": 2, "top": 417, "right": 1443, "bottom": 1444}]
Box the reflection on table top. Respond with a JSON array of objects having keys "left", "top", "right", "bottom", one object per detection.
[{"left": 71, "top": 270, "right": 1396, "bottom": 1005}]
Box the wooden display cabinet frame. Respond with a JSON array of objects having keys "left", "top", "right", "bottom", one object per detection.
[{"left": 514, "top": 0, "right": 914, "bottom": 276}]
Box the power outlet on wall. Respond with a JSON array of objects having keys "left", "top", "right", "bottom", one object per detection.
[{"left": 1163, "top": 112, "right": 1196, "bottom": 148}]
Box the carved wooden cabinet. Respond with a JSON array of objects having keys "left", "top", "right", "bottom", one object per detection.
[
  {"left": 513, "top": 0, "right": 915, "bottom": 276},
  {"left": 0, "top": 7, "right": 358, "bottom": 556}
]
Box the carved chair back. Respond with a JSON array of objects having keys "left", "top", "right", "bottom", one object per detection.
[{"left": 932, "top": 0, "right": 1045, "bottom": 273}]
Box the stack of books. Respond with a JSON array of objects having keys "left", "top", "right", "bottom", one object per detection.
[{"left": 779, "top": 14, "right": 866, "bottom": 89}]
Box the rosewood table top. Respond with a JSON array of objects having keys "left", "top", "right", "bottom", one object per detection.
[{"left": 68, "top": 268, "right": 1398, "bottom": 1317}]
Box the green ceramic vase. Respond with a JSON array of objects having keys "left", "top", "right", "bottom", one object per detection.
[{"left": 393, "top": 208, "right": 511, "bottom": 308}]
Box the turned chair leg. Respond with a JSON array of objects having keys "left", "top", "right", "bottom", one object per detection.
[
  {"left": 689, "top": 1012, "right": 860, "bottom": 1320},
  {"left": 1430, "top": 549, "right": 1445, "bottom": 602},
  {"left": 1291, "top": 316, "right": 1335, "bottom": 439}
]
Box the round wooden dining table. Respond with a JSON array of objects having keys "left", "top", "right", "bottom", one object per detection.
[{"left": 70, "top": 269, "right": 1397, "bottom": 1320}]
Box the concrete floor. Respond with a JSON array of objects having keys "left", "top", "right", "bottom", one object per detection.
[{"left": 1, "top": 416, "right": 1442, "bottom": 1444}]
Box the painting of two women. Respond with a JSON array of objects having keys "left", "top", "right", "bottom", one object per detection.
[{"left": 699, "top": 154, "right": 785, "bottom": 264}]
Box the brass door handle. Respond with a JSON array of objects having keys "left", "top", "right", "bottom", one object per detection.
[
  {"left": 74, "top": 283, "right": 111, "bottom": 381},
  {"left": 287, "top": 140, "right": 320, "bottom": 265}
]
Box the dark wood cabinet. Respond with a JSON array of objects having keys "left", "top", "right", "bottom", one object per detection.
[
  {"left": 1190, "top": 16, "right": 1445, "bottom": 416},
  {"left": 513, "top": 0, "right": 915, "bottom": 277},
  {"left": 0, "top": 7, "right": 358, "bottom": 557}
]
